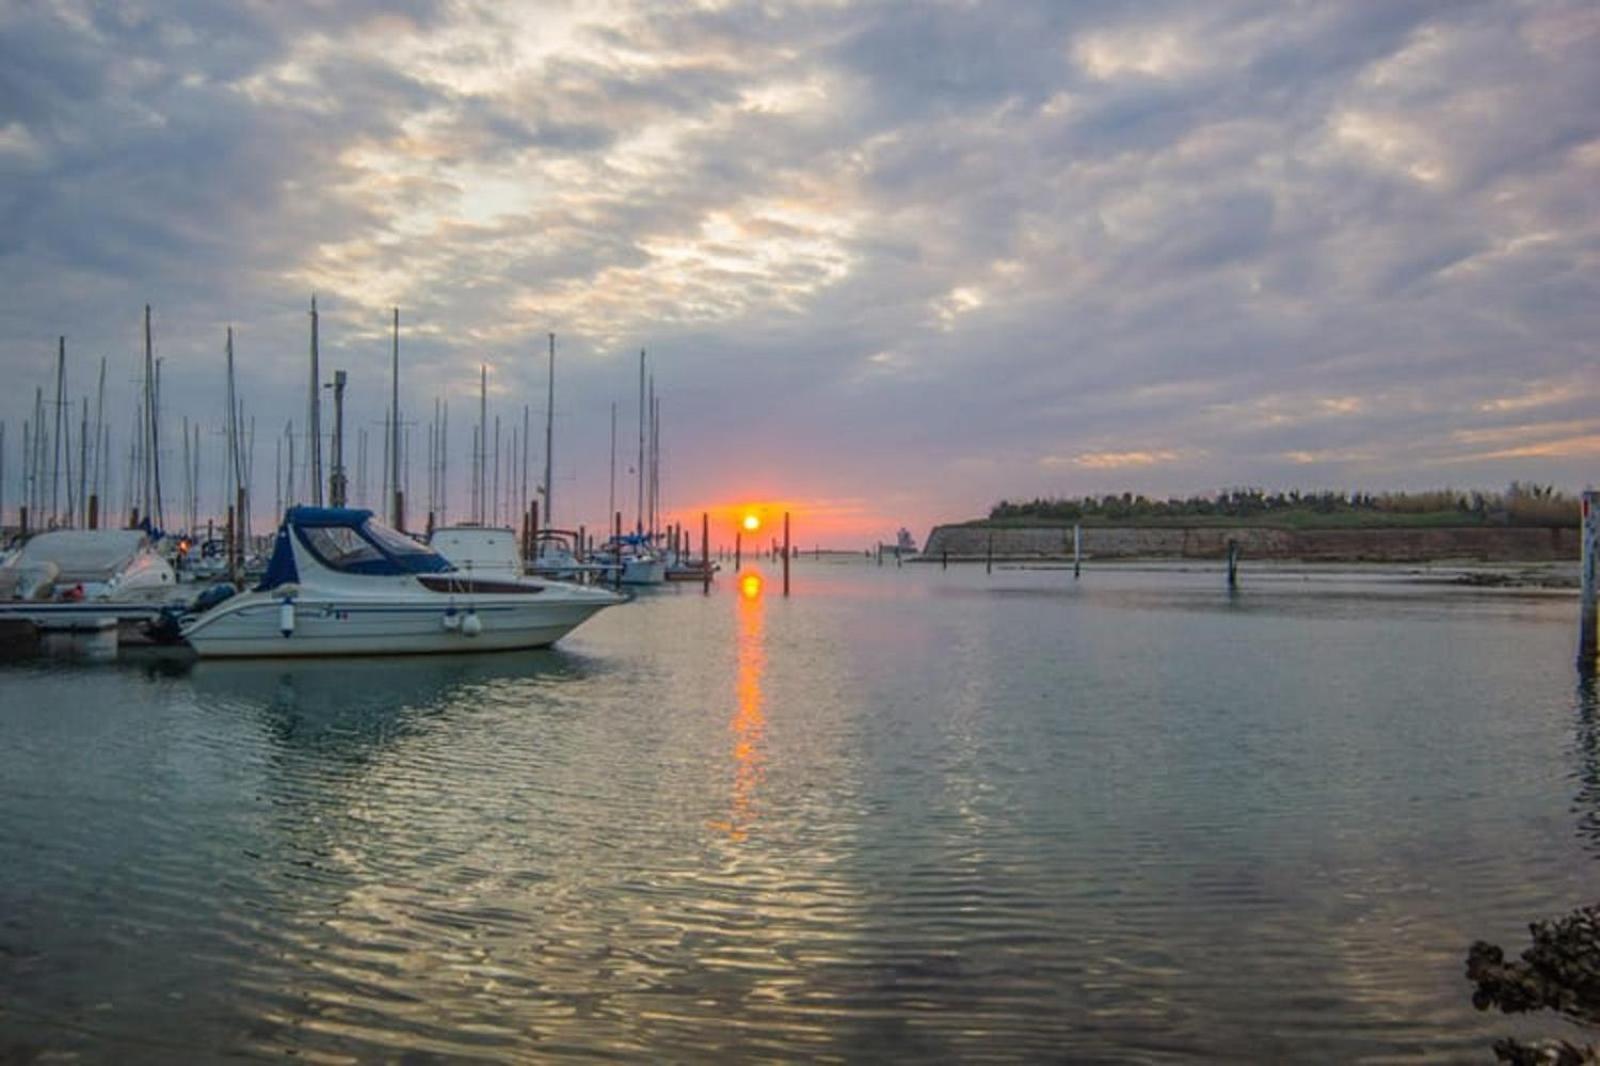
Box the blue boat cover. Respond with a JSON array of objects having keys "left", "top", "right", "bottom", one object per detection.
[
  {"left": 287, "top": 506, "right": 374, "bottom": 527},
  {"left": 256, "top": 524, "right": 298, "bottom": 591},
  {"left": 257, "top": 507, "right": 452, "bottom": 591}
]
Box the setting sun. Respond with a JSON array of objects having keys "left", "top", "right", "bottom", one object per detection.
[{"left": 742, "top": 514, "right": 761, "bottom": 532}]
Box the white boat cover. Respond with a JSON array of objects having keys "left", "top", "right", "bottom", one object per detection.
[{"left": 14, "top": 530, "right": 149, "bottom": 583}]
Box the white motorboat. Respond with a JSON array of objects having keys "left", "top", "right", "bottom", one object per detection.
[
  {"left": 0, "top": 529, "right": 182, "bottom": 623},
  {"left": 592, "top": 534, "right": 666, "bottom": 586},
  {"left": 182, "top": 507, "right": 623, "bottom": 658}
]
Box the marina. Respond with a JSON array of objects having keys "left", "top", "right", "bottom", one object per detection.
[
  {"left": 3, "top": 2, "right": 1598, "bottom": 1059},
  {"left": 1, "top": 559, "right": 1595, "bottom": 1060}
]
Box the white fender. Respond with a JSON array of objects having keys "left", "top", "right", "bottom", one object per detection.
[
  {"left": 461, "top": 611, "right": 482, "bottom": 637},
  {"left": 279, "top": 598, "right": 295, "bottom": 637}
]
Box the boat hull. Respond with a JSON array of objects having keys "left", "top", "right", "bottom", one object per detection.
[
  {"left": 619, "top": 557, "right": 666, "bottom": 585},
  {"left": 183, "top": 593, "right": 611, "bottom": 658}
]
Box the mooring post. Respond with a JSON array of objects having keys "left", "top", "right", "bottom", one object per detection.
[
  {"left": 735, "top": 530, "right": 742, "bottom": 571},
  {"left": 701, "top": 512, "right": 710, "bottom": 594},
  {"left": 1580, "top": 490, "right": 1598, "bottom": 671},
  {"left": 783, "top": 512, "right": 792, "bottom": 596},
  {"left": 942, "top": 549, "right": 948, "bottom": 570},
  {"left": 1073, "top": 523, "right": 1082, "bottom": 579},
  {"left": 225, "top": 504, "right": 236, "bottom": 582},
  {"left": 986, "top": 531, "right": 993, "bottom": 575},
  {"left": 87, "top": 495, "right": 98, "bottom": 530},
  {"left": 578, "top": 524, "right": 586, "bottom": 563},
  {"left": 1227, "top": 538, "right": 1240, "bottom": 590}
]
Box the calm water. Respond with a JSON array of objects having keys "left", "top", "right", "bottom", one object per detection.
[{"left": 1, "top": 561, "right": 1595, "bottom": 1062}]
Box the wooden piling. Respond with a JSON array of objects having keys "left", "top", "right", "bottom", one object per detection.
[
  {"left": 986, "top": 531, "right": 993, "bottom": 575},
  {"left": 19, "top": 506, "right": 28, "bottom": 537},
  {"left": 225, "top": 504, "right": 236, "bottom": 581},
  {"left": 578, "top": 525, "right": 586, "bottom": 563},
  {"left": 1073, "top": 524, "right": 1081, "bottom": 579},
  {"left": 783, "top": 512, "right": 791, "bottom": 597},
  {"left": 87, "top": 494, "right": 98, "bottom": 530},
  {"left": 1227, "top": 539, "right": 1240, "bottom": 590},
  {"left": 236, "top": 487, "right": 247, "bottom": 577},
  {"left": 942, "top": 549, "right": 947, "bottom": 569},
  {"left": 701, "top": 512, "right": 710, "bottom": 594},
  {"left": 1581, "top": 490, "right": 1598, "bottom": 671},
  {"left": 735, "top": 530, "right": 742, "bottom": 571}
]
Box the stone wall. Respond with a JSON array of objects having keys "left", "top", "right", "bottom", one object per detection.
[{"left": 920, "top": 524, "right": 1579, "bottom": 562}]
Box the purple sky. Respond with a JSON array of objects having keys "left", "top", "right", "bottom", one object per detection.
[{"left": 1, "top": 1, "right": 1596, "bottom": 543}]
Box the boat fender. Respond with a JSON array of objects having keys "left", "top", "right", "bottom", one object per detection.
[
  {"left": 461, "top": 611, "right": 482, "bottom": 637},
  {"left": 442, "top": 606, "right": 461, "bottom": 631},
  {"left": 279, "top": 597, "right": 295, "bottom": 637}
]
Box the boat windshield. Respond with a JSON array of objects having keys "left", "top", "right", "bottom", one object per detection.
[
  {"left": 298, "top": 525, "right": 386, "bottom": 571},
  {"left": 294, "top": 516, "right": 455, "bottom": 576}
]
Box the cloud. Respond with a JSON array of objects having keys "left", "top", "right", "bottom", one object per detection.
[{"left": 1, "top": 0, "right": 1597, "bottom": 541}]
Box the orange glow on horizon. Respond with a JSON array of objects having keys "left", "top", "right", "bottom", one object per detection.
[
  {"left": 742, "top": 513, "right": 761, "bottom": 532},
  {"left": 664, "top": 497, "right": 908, "bottom": 549}
]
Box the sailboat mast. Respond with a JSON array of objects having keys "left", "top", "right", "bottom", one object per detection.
[
  {"left": 543, "top": 333, "right": 555, "bottom": 530},
  {"left": 636, "top": 349, "right": 645, "bottom": 535},
  {"left": 390, "top": 307, "right": 401, "bottom": 528},
  {"left": 308, "top": 297, "right": 323, "bottom": 506},
  {"left": 608, "top": 401, "right": 616, "bottom": 528},
  {"left": 91, "top": 356, "right": 105, "bottom": 515},
  {"left": 477, "top": 364, "right": 487, "bottom": 525},
  {"left": 142, "top": 307, "right": 154, "bottom": 525},
  {"left": 51, "top": 336, "right": 64, "bottom": 526}
]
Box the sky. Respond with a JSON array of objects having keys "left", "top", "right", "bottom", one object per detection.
[{"left": 1, "top": 0, "right": 1596, "bottom": 545}]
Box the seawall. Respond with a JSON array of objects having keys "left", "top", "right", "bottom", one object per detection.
[{"left": 920, "top": 524, "right": 1579, "bottom": 563}]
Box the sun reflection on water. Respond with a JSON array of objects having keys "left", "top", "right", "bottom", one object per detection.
[{"left": 726, "top": 570, "right": 766, "bottom": 841}]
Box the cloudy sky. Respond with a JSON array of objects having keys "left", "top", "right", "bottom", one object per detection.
[{"left": 1, "top": 0, "right": 1596, "bottom": 542}]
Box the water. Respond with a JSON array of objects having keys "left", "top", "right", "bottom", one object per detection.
[{"left": 1, "top": 561, "right": 1594, "bottom": 1062}]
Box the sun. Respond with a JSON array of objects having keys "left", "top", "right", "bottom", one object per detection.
[{"left": 742, "top": 514, "right": 761, "bottom": 532}]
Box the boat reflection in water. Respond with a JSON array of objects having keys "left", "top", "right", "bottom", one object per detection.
[{"left": 188, "top": 651, "right": 592, "bottom": 757}]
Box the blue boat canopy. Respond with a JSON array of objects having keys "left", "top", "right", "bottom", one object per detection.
[{"left": 257, "top": 507, "right": 454, "bottom": 591}]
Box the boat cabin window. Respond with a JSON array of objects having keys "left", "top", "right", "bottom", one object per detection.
[
  {"left": 298, "top": 526, "right": 385, "bottom": 571},
  {"left": 363, "top": 519, "right": 445, "bottom": 561}
]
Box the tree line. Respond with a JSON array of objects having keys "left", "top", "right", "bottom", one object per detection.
[{"left": 987, "top": 483, "right": 1580, "bottom": 527}]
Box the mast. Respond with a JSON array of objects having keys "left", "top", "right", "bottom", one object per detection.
[
  {"left": 440, "top": 401, "right": 448, "bottom": 524},
  {"left": 308, "top": 297, "right": 323, "bottom": 505},
  {"left": 521, "top": 402, "right": 529, "bottom": 532},
  {"left": 91, "top": 356, "right": 105, "bottom": 521},
  {"left": 544, "top": 333, "right": 555, "bottom": 530},
  {"left": 478, "top": 364, "right": 487, "bottom": 524},
  {"left": 608, "top": 401, "right": 616, "bottom": 529},
  {"left": 143, "top": 305, "right": 163, "bottom": 529},
  {"left": 190, "top": 422, "right": 199, "bottom": 531},
  {"left": 329, "top": 370, "right": 347, "bottom": 506},
  {"left": 390, "top": 307, "right": 401, "bottom": 528},
  {"left": 636, "top": 349, "right": 645, "bottom": 535},
  {"left": 51, "top": 337, "right": 64, "bottom": 526}
]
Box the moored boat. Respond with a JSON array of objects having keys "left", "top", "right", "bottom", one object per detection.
[
  {"left": 0, "top": 529, "right": 183, "bottom": 625},
  {"left": 182, "top": 507, "right": 622, "bottom": 658}
]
